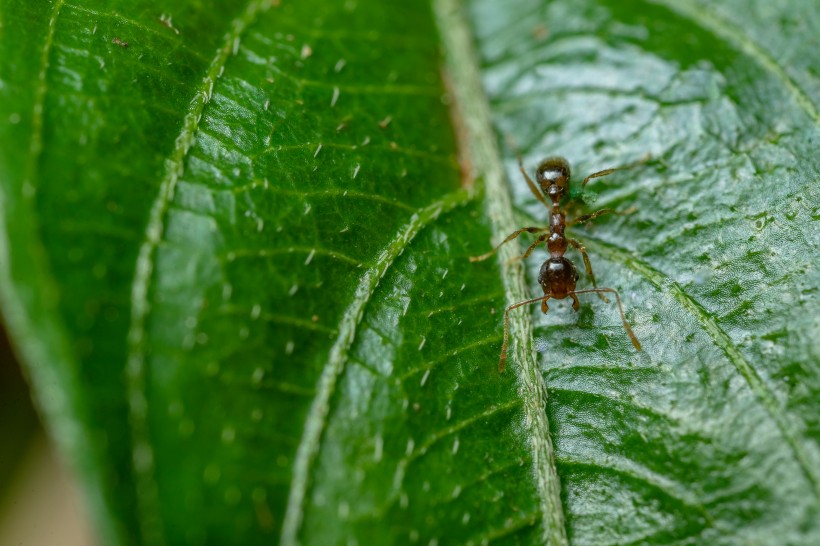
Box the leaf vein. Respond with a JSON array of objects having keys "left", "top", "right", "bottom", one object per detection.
[
  {"left": 62, "top": 3, "right": 209, "bottom": 61},
  {"left": 27, "top": 0, "right": 65, "bottom": 189},
  {"left": 558, "top": 456, "right": 712, "bottom": 521},
  {"left": 433, "top": 0, "right": 569, "bottom": 543},
  {"left": 584, "top": 235, "right": 820, "bottom": 498},
  {"left": 378, "top": 400, "right": 523, "bottom": 518},
  {"left": 225, "top": 246, "right": 363, "bottom": 267},
  {"left": 123, "top": 2, "right": 273, "bottom": 543},
  {"left": 225, "top": 181, "right": 418, "bottom": 212},
  {"left": 645, "top": 0, "right": 820, "bottom": 125},
  {"left": 279, "top": 188, "right": 473, "bottom": 545}
]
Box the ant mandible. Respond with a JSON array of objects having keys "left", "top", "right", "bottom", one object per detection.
[{"left": 472, "top": 156, "right": 641, "bottom": 372}]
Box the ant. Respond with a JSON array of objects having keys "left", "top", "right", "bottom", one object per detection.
[{"left": 471, "top": 156, "right": 641, "bottom": 372}]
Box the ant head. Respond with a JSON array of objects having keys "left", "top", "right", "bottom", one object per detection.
[{"left": 536, "top": 157, "right": 571, "bottom": 201}]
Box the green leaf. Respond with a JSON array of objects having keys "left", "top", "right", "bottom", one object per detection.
[{"left": 1, "top": 0, "right": 818, "bottom": 545}]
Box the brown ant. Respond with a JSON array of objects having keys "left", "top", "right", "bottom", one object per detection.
[{"left": 471, "top": 156, "right": 641, "bottom": 371}]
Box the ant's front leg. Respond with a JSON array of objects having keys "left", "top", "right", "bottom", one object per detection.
[
  {"left": 580, "top": 155, "right": 651, "bottom": 189},
  {"left": 568, "top": 207, "right": 635, "bottom": 227},
  {"left": 581, "top": 168, "right": 619, "bottom": 188},
  {"left": 567, "top": 238, "right": 609, "bottom": 303},
  {"left": 470, "top": 226, "right": 549, "bottom": 262}
]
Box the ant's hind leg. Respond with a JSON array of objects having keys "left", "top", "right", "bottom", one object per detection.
[
  {"left": 470, "top": 226, "right": 548, "bottom": 262},
  {"left": 573, "top": 288, "right": 641, "bottom": 351},
  {"left": 568, "top": 238, "right": 609, "bottom": 303}
]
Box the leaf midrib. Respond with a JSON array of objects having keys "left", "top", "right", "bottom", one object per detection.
[{"left": 432, "top": 0, "right": 570, "bottom": 544}]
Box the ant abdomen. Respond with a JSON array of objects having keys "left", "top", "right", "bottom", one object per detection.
[{"left": 538, "top": 257, "right": 578, "bottom": 300}]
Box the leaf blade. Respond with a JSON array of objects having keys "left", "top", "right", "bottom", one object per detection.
[{"left": 467, "top": 0, "right": 820, "bottom": 543}]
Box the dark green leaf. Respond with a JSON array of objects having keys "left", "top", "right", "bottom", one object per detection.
[{"left": 0, "top": 0, "right": 817, "bottom": 545}]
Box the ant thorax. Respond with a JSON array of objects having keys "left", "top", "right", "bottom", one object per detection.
[{"left": 547, "top": 210, "right": 567, "bottom": 256}]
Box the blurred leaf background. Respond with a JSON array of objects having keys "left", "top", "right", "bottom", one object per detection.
[{"left": 1, "top": 0, "right": 818, "bottom": 545}]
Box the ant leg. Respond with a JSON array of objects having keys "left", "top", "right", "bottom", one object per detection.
[
  {"left": 500, "top": 295, "right": 550, "bottom": 372},
  {"left": 509, "top": 233, "right": 550, "bottom": 264},
  {"left": 581, "top": 168, "right": 618, "bottom": 188},
  {"left": 470, "top": 226, "right": 548, "bottom": 262},
  {"left": 573, "top": 288, "right": 641, "bottom": 350},
  {"left": 518, "top": 155, "right": 550, "bottom": 208},
  {"left": 567, "top": 238, "right": 609, "bottom": 303},
  {"left": 568, "top": 207, "right": 635, "bottom": 227},
  {"left": 570, "top": 293, "right": 580, "bottom": 311},
  {"left": 581, "top": 155, "right": 651, "bottom": 188}
]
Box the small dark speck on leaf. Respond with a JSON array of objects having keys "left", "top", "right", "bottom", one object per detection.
[{"left": 112, "top": 37, "right": 129, "bottom": 48}]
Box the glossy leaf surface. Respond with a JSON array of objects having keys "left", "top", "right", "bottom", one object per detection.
[
  {"left": 468, "top": 0, "right": 820, "bottom": 543},
  {"left": 0, "top": 0, "right": 818, "bottom": 545}
]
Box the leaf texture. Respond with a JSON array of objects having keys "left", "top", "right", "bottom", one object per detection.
[
  {"left": 0, "top": 0, "right": 818, "bottom": 545},
  {"left": 468, "top": 0, "right": 820, "bottom": 543}
]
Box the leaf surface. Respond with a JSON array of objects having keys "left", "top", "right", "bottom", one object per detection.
[
  {"left": 466, "top": 0, "right": 820, "bottom": 543},
  {"left": 0, "top": 0, "right": 818, "bottom": 545}
]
